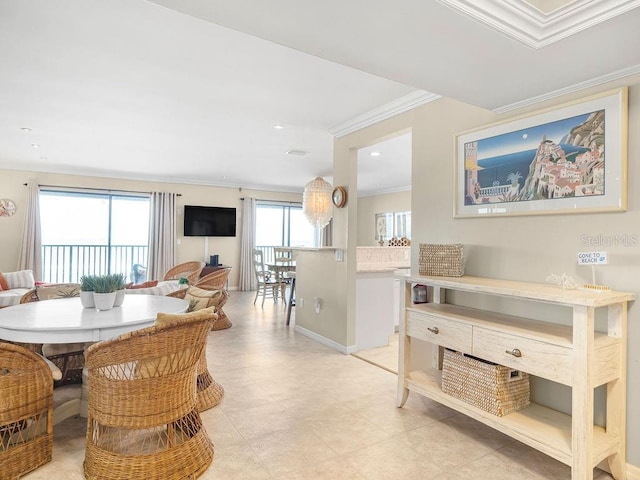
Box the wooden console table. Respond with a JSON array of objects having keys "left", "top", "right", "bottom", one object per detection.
[{"left": 396, "top": 274, "right": 634, "bottom": 480}]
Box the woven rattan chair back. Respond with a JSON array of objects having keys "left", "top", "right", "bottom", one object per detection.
[
  {"left": 195, "top": 268, "right": 232, "bottom": 330},
  {"left": 16, "top": 286, "right": 84, "bottom": 387},
  {"left": 0, "top": 342, "right": 54, "bottom": 479},
  {"left": 83, "top": 316, "right": 214, "bottom": 480},
  {"left": 165, "top": 290, "right": 226, "bottom": 409},
  {"left": 163, "top": 261, "right": 205, "bottom": 285}
]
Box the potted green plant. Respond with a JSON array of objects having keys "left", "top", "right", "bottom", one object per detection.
[
  {"left": 92, "top": 275, "right": 118, "bottom": 311},
  {"left": 111, "top": 273, "right": 127, "bottom": 307},
  {"left": 80, "top": 275, "right": 97, "bottom": 308}
]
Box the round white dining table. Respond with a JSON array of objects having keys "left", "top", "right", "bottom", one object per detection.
[
  {"left": 0, "top": 294, "right": 188, "bottom": 344},
  {"left": 0, "top": 294, "right": 188, "bottom": 424}
]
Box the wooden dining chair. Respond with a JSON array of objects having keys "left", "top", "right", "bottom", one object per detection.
[
  {"left": 252, "top": 248, "right": 280, "bottom": 306},
  {"left": 83, "top": 313, "right": 214, "bottom": 480},
  {"left": 0, "top": 342, "right": 54, "bottom": 479}
]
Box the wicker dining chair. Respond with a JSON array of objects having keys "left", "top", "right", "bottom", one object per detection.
[
  {"left": 163, "top": 261, "right": 206, "bottom": 285},
  {"left": 165, "top": 290, "right": 226, "bottom": 410},
  {"left": 156, "top": 307, "right": 224, "bottom": 412},
  {"left": 195, "top": 268, "right": 232, "bottom": 330},
  {"left": 18, "top": 284, "right": 85, "bottom": 387},
  {"left": 0, "top": 342, "right": 54, "bottom": 479},
  {"left": 83, "top": 313, "right": 214, "bottom": 480}
]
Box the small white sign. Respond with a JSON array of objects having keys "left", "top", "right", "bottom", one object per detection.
[{"left": 578, "top": 251, "right": 609, "bottom": 265}]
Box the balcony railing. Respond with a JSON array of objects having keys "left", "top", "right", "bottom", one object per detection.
[{"left": 42, "top": 244, "right": 148, "bottom": 284}]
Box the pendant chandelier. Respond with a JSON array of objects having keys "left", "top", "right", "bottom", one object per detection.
[{"left": 302, "top": 176, "right": 333, "bottom": 228}]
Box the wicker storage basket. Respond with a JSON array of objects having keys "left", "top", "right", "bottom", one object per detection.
[
  {"left": 419, "top": 244, "right": 464, "bottom": 277},
  {"left": 441, "top": 349, "right": 530, "bottom": 416}
]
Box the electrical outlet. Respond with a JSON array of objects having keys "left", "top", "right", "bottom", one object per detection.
[{"left": 299, "top": 298, "right": 304, "bottom": 308}]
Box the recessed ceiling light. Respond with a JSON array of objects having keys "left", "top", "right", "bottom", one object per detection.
[
  {"left": 21, "top": 127, "right": 32, "bottom": 133},
  {"left": 273, "top": 124, "right": 284, "bottom": 130},
  {"left": 31, "top": 143, "right": 40, "bottom": 148},
  {"left": 370, "top": 151, "right": 381, "bottom": 157},
  {"left": 286, "top": 149, "right": 308, "bottom": 156}
]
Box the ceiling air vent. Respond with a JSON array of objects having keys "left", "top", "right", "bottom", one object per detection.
[{"left": 286, "top": 149, "right": 308, "bottom": 156}]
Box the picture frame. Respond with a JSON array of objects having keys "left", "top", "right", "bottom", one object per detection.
[{"left": 454, "top": 88, "right": 628, "bottom": 218}]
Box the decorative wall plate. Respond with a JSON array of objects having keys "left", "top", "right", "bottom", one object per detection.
[{"left": 0, "top": 199, "right": 16, "bottom": 217}]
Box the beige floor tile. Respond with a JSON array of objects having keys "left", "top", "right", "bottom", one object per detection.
[
  {"left": 20, "top": 291, "right": 609, "bottom": 480},
  {"left": 246, "top": 425, "right": 337, "bottom": 477},
  {"left": 341, "top": 435, "right": 444, "bottom": 480},
  {"left": 199, "top": 443, "right": 271, "bottom": 480}
]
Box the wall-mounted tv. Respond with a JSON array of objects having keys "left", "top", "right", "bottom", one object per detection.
[{"left": 184, "top": 205, "right": 237, "bottom": 237}]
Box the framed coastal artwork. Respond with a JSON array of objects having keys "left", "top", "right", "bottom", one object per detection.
[{"left": 454, "top": 88, "right": 628, "bottom": 218}]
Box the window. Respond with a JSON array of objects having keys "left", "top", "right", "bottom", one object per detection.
[
  {"left": 39, "top": 190, "right": 150, "bottom": 283},
  {"left": 255, "top": 202, "right": 314, "bottom": 262}
]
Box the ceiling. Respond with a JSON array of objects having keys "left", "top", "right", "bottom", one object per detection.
[{"left": 1, "top": 0, "right": 639, "bottom": 196}]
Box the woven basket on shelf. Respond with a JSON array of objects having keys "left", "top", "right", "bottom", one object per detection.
[
  {"left": 441, "top": 349, "right": 530, "bottom": 416},
  {"left": 419, "top": 243, "right": 464, "bottom": 277}
]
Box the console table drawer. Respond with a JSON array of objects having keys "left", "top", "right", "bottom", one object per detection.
[
  {"left": 473, "top": 327, "right": 572, "bottom": 385},
  {"left": 407, "top": 311, "right": 472, "bottom": 352}
]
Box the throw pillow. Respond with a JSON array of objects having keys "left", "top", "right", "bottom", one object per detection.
[
  {"left": 3, "top": 270, "right": 35, "bottom": 289},
  {"left": 36, "top": 283, "right": 81, "bottom": 301},
  {"left": 0, "top": 273, "right": 8, "bottom": 291},
  {"left": 184, "top": 286, "right": 225, "bottom": 311},
  {"left": 127, "top": 280, "right": 159, "bottom": 289}
]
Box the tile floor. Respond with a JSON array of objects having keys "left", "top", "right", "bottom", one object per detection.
[{"left": 25, "top": 291, "right": 613, "bottom": 479}]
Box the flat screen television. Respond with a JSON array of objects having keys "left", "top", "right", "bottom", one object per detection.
[{"left": 184, "top": 205, "right": 237, "bottom": 237}]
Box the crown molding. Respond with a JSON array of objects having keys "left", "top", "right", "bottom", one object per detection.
[
  {"left": 493, "top": 62, "right": 640, "bottom": 113},
  {"left": 437, "top": 0, "right": 640, "bottom": 49},
  {"left": 329, "top": 91, "right": 440, "bottom": 138}
]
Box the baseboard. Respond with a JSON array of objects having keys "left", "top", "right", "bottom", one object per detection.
[
  {"left": 627, "top": 462, "right": 640, "bottom": 480},
  {"left": 293, "top": 325, "right": 357, "bottom": 354}
]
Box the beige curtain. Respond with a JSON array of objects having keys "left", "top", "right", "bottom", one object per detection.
[
  {"left": 147, "top": 192, "right": 176, "bottom": 281},
  {"left": 238, "top": 197, "right": 256, "bottom": 291},
  {"left": 17, "top": 181, "right": 42, "bottom": 280}
]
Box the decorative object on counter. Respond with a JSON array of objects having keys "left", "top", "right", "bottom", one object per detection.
[
  {"left": 441, "top": 349, "right": 530, "bottom": 417},
  {"left": 418, "top": 243, "right": 464, "bottom": 277},
  {"left": 302, "top": 176, "right": 333, "bottom": 228},
  {"left": 0, "top": 198, "right": 16, "bottom": 217},
  {"left": 581, "top": 283, "right": 610, "bottom": 292},
  {"left": 331, "top": 186, "right": 347, "bottom": 208},
  {"left": 388, "top": 237, "right": 411, "bottom": 246},
  {"left": 546, "top": 273, "right": 577, "bottom": 290}
]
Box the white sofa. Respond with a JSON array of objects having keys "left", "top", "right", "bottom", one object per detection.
[{"left": 0, "top": 270, "right": 35, "bottom": 308}]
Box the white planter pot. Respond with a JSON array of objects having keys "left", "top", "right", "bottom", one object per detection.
[
  {"left": 113, "top": 289, "right": 125, "bottom": 307},
  {"left": 80, "top": 291, "right": 95, "bottom": 308},
  {"left": 93, "top": 292, "right": 116, "bottom": 311}
]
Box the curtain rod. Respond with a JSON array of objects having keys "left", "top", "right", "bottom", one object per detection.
[{"left": 24, "top": 183, "right": 181, "bottom": 196}]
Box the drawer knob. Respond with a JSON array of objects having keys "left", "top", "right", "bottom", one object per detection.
[
  {"left": 427, "top": 327, "right": 439, "bottom": 334},
  {"left": 506, "top": 348, "right": 522, "bottom": 358}
]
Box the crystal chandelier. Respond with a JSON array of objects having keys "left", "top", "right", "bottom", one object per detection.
[{"left": 302, "top": 177, "right": 333, "bottom": 228}]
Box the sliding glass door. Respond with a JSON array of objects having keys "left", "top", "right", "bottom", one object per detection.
[{"left": 39, "top": 190, "right": 150, "bottom": 283}]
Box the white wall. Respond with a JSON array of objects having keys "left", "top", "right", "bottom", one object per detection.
[
  {"left": 0, "top": 168, "right": 302, "bottom": 288},
  {"left": 299, "top": 78, "right": 640, "bottom": 466}
]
